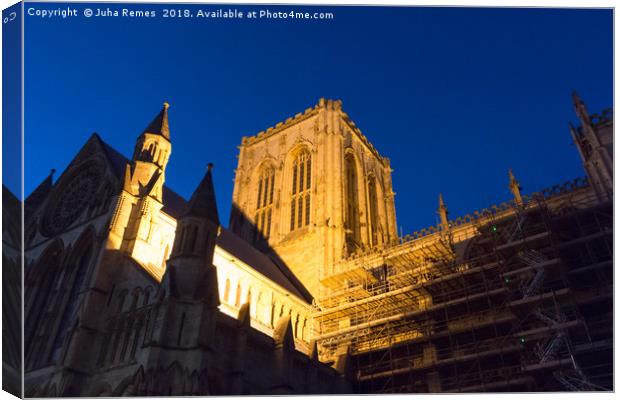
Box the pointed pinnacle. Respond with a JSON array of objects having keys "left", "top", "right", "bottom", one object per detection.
[
  {"left": 185, "top": 163, "right": 219, "bottom": 224},
  {"left": 142, "top": 103, "right": 170, "bottom": 140},
  {"left": 438, "top": 193, "right": 446, "bottom": 209},
  {"left": 122, "top": 164, "right": 133, "bottom": 193}
]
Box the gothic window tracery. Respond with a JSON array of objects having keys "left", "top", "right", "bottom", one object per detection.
[
  {"left": 290, "top": 150, "right": 312, "bottom": 231},
  {"left": 49, "top": 241, "right": 93, "bottom": 362},
  {"left": 345, "top": 154, "right": 361, "bottom": 248},
  {"left": 42, "top": 163, "right": 104, "bottom": 236},
  {"left": 368, "top": 176, "right": 380, "bottom": 246},
  {"left": 25, "top": 242, "right": 64, "bottom": 368},
  {"left": 254, "top": 165, "right": 275, "bottom": 242}
]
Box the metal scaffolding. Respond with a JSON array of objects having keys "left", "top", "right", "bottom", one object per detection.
[{"left": 314, "top": 179, "right": 612, "bottom": 393}]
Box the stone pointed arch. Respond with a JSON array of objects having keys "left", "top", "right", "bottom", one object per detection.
[
  {"left": 25, "top": 239, "right": 65, "bottom": 367},
  {"left": 252, "top": 158, "right": 278, "bottom": 243},
  {"left": 112, "top": 375, "right": 136, "bottom": 397},
  {"left": 253, "top": 156, "right": 279, "bottom": 177},
  {"left": 166, "top": 361, "right": 186, "bottom": 395},
  {"left": 366, "top": 173, "right": 381, "bottom": 246},
  {"left": 343, "top": 149, "right": 365, "bottom": 251},
  {"left": 26, "top": 237, "right": 64, "bottom": 283},
  {"left": 67, "top": 225, "right": 97, "bottom": 264},
  {"left": 132, "top": 365, "right": 146, "bottom": 395},
  {"left": 283, "top": 143, "right": 314, "bottom": 234},
  {"left": 50, "top": 227, "right": 97, "bottom": 355}
]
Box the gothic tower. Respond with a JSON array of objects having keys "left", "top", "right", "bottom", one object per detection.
[
  {"left": 108, "top": 103, "right": 177, "bottom": 279},
  {"left": 229, "top": 98, "right": 398, "bottom": 297},
  {"left": 569, "top": 92, "right": 613, "bottom": 201}
]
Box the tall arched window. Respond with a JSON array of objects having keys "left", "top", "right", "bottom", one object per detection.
[
  {"left": 368, "top": 177, "right": 380, "bottom": 246},
  {"left": 182, "top": 225, "right": 198, "bottom": 253},
  {"left": 254, "top": 165, "right": 275, "bottom": 242},
  {"left": 234, "top": 283, "right": 242, "bottom": 307},
  {"left": 49, "top": 242, "right": 93, "bottom": 361},
  {"left": 294, "top": 315, "right": 300, "bottom": 338},
  {"left": 302, "top": 319, "right": 308, "bottom": 341},
  {"left": 25, "top": 242, "right": 63, "bottom": 367},
  {"left": 290, "top": 150, "right": 312, "bottom": 231},
  {"left": 143, "top": 286, "right": 153, "bottom": 306},
  {"left": 345, "top": 154, "right": 360, "bottom": 248},
  {"left": 223, "top": 279, "right": 231, "bottom": 303}
]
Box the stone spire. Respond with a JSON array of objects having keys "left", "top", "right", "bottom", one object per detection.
[
  {"left": 142, "top": 102, "right": 170, "bottom": 140},
  {"left": 167, "top": 163, "right": 220, "bottom": 284},
  {"left": 508, "top": 169, "right": 523, "bottom": 206},
  {"left": 130, "top": 103, "right": 173, "bottom": 191},
  {"left": 185, "top": 163, "right": 220, "bottom": 225},
  {"left": 572, "top": 91, "right": 592, "bottom": 128},
  {"left": 437, "top": 193, "right": 449, "bottom": 233}
]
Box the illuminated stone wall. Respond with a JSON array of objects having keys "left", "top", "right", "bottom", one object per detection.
[{"left": 230, "top": 98, "right": 398, "bottom": 298}]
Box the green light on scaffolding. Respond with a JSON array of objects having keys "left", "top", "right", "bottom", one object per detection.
[
  {"left": 520, "top": 337, "right": 525, "bottom": 344},
  {"left": 492, "top": 225, "right": 497, "bottom": 232},
  {"left": 505, "top": 278, "right": 510, "bottom": 283}
]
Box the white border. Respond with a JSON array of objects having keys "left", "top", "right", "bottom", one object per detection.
[{"left": 0, "top": 1, "right": 616, "bottom": 400}]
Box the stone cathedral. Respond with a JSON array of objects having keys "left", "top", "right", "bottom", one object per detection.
[{"left": 8, "top": 93, "right": 613, "bottom": 396}]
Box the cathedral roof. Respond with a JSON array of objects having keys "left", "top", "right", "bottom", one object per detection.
[
  {"left": 25, "top": 170, "right": 54, "bottom": 220},
  {"left": 184, "top": 164, "right": 219, "bottom": 224},
  {"left": 142, "top": 102, "right": 170, "bottom": 140},
  {"left": 216, "top": 228, "right": 313, "bottom": 303}
]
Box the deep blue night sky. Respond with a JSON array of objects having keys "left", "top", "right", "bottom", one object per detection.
[{"left": 22, "top": 4, "right": 612, "bottom": 234}]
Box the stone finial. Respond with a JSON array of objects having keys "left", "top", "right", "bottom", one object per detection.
[
  {"left": 207, "top": 162, "right": 214, "bottom": 172},
  {"left": 437, "top": 193, "right": 449, "bottom": 232},
  {"left": 163, "top": 101, "right": 170, "bottom": 110},
  {"left": 509, "top": 169, "right": 523, "bottom": 206}
]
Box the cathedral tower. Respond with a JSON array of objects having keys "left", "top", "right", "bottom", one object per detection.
[
  {"left": 108, "top": 103, "right": 177, "bottom": 279},
  {"left": 229, "top": 99, "right": 398, "bottom": 297},
  {"left": 569, "top": 92, "right": 613, "bottom": 202}
]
